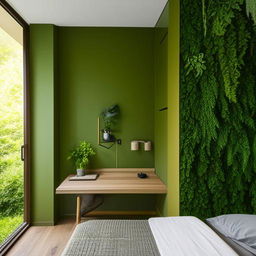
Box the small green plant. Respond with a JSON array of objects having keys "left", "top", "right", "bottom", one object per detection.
[
  {"left": 67, "top": 141, "right": 95, "bottom": 169},
  {"left": 185, "top": 53, "right": 206, "bottom": 77},
  {"left": 246, "top": 0, "right": 256, "bottom": 24},
  {"left": 101, "top": 104, "right": 120, "bottom": 131}
]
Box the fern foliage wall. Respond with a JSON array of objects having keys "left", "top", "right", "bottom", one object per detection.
[{"left": 181, "top": 0, "right": 256, "bottom": 218}]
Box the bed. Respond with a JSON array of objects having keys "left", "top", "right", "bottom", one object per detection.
[{"left": 61, "top": 216, "right": 256, "bottom": 256}]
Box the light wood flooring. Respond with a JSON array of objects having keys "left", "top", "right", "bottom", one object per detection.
[
  {"left": 6, "top": 218, "right": 76, "bottom": 256},
  {"left": 6, "top": 215, "right": 150, "bottom": 256}
]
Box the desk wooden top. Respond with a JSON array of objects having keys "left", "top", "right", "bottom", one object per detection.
[{"left": 56, "top": 168, "right": 167, "bottom": 194}]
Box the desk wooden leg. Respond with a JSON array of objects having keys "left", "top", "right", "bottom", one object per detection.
[{"left": 76, "top": 195, "right": 81, "bottom": 225}]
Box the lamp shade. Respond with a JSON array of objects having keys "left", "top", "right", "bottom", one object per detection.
[
  {"left": 131, "top": 141, "right": 139, "bottom": 151},
  {"left": 144, "top": 141, "right": 152, "bottom": 151}
]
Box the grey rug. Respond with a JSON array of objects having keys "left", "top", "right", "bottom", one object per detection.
[{"left": 61, "top": 220, "right": 160, "bottom": 256}]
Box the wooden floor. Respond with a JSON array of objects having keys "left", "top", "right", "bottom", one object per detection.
[
  {"left": 6, "top": 219, "right": 76, "bottom": 256},
  {"left": 6, "top": 215, "right": 150, "bottom": 256}
]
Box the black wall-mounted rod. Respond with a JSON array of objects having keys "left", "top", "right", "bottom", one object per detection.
[
  {"left": 159, "top": 107, "right": 168, "bottom": 111},
  {"left": 160, "top": 32, "right": 168, "bottom": 45}
]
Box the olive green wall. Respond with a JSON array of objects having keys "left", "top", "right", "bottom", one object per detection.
[
  {"left": 30, "top": 24, "right": 57, "bottom": 225},
  {"left": 167, "top": 0, "right": 180, "bottom": 216},
  {"left": 57, "top": 27, "right": 155, "bottom": 216},
  {"left": 29, "top": 2, "right": 181, "bottom": 223},
  {"left": 154, "top": 0, "right": 180, "bottom": 217},
  {"left": 154, "top": 4, "right": 169, "bottom": 216}
]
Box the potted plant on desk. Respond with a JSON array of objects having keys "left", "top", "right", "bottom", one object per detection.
[{"left": 67, "top": 141, "right": 96, "bottom": 176}]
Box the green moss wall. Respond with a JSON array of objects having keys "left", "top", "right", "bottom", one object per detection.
[
  {"left": 181, "top": 0, "right": 256, "bottom": 219},
  {"left": 57, "top": 27, "right": 156, "bottom": 216}
]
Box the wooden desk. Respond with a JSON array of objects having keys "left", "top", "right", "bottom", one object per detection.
[{"left": 56, "top": 168, "right": 167, "bottom": 224}]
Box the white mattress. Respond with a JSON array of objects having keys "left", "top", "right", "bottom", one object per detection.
[{"left": 149, "top": 216, "right": 238, "bottom": 256}]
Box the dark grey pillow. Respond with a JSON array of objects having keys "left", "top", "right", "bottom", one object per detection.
[{"left": 207, "top": 214, "right": 256, "bottom": 255}]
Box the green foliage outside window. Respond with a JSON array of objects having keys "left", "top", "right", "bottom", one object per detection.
[
  {"left": 0, "top": 28, "right": 23, "bottom": 243},
  {"left": 181, "top": 0, "right": 256, "bottom": 218}
]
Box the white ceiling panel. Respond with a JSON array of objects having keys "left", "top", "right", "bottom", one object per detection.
[{"left": 6, "top": 0, "right": 168, "bottom": 27}]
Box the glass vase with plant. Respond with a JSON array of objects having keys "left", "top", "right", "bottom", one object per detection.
[
  {"left": 101, "top": 104, "right": 120, "bottom": 142},
  {"left": 67, "top": 141, "right": 95, "bottom": 176}
]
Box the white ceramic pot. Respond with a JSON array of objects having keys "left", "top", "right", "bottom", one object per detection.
[
  {"left": 103, "top": 130, "right": 111, "bottom": 141},
  {"left": 77, "top": 169, "right": 86, "bottom": 176}
]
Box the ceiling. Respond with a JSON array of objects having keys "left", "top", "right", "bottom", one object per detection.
[
  {"left": 0, "top": 6, "right": 23, "bottom": 45},
  {"left": 6, "top": 0, "right": 168, "bottom": 27}
]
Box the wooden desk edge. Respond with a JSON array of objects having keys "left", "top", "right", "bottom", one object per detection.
[
  {"left": 56, "top": 190, "right": 167, "bottom": 194},
  {"left": 56, "top": 168, "right": 167, "bottom": 224},
  {"left": 77, "top": 168, "right": 156, "bottom": 173},
  {"left": 56, "top": 169, "right": 167, "bottom": 195}
]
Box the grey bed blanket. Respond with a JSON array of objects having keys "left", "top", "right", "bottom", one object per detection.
[{"left": 61, "top": 220, "right": 160, "bottom": 256}]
